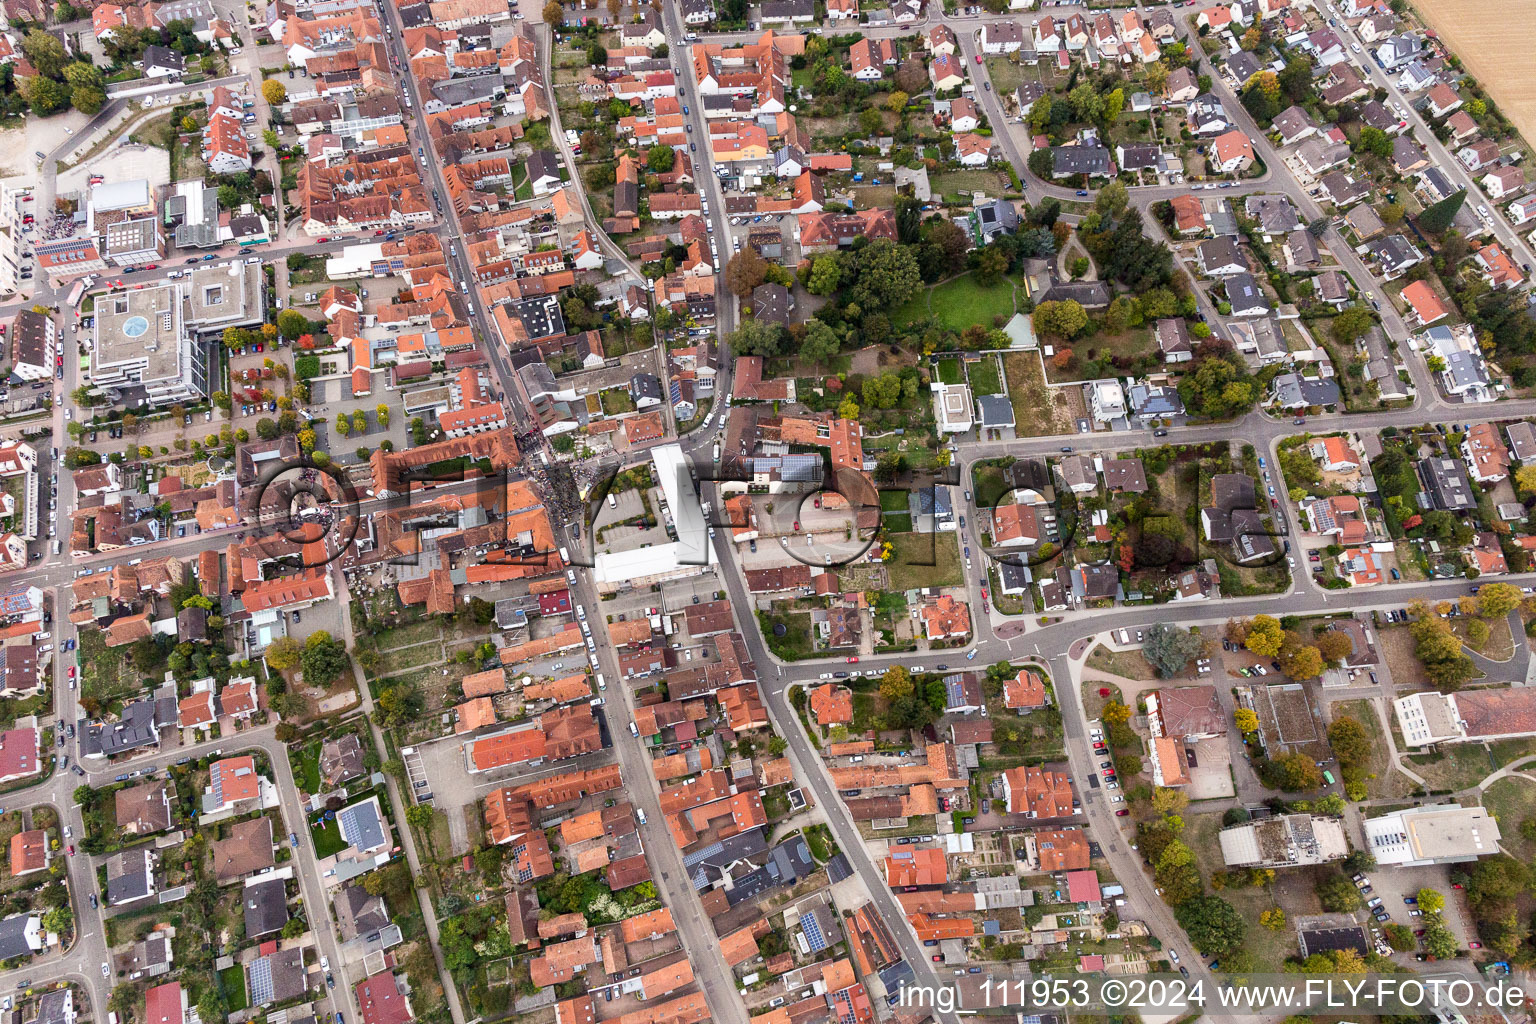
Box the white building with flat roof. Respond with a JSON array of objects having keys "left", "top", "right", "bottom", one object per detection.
[
  {"left": 88, "top": 263, "right": 265, "bottom": 406},
  {"left": 932, "top": 382, "right": 974, "bottom": 433},
  {"left": 1394, "top": 687, "right": 1536, "bottom": 748},
  {"left": 0, "top": 184, "right": 25, "bottom": 296},
  {"left": 1219, "top": 814, "right": 1348, "bottom": 868},
  {"left": 1393, "top": 691, "right": 1463, "bottom": 747},
  {"left": 1363, "top": 804, "right": 1501, "bottom": 866}
]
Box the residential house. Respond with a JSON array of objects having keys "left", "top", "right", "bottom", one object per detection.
[{"left": 1462, "top": 423, "right": 1510, "bottom": 483}]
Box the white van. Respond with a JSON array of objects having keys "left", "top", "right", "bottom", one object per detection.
[
  {"left": 608, "top": 493, "right": 617, "bottom": 508},
  {"left": 629, "top": 722, "right": 640, "bottom": 737}
]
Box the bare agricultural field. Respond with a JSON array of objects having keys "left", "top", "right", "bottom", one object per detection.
[{"left": 1411, "top": 0, "right": 1536, "bottom": 146}]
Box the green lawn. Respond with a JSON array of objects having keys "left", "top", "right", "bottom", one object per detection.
[
  {"left": 935, "top": 356, "right": 963, "bottom": 385},
  {"left": 928, "top": 169, "right": 1010, "bottom": 203},
  {"left": 1484, "top": 776, "right": 1536, "bottom": 862},
  {"left": 309, "top": 815, "right": 348, "bottom": 858},
  {"left": 375, "top": 620, "right": 444, "bottom": 652},
  {"left": 886, "top": 531, "right": 963, "bottom": 590},
  {"left": 968, "top": 355, "right": 1004, "bottom": 396},
  {"left": 971, "top": 463, "right": 1010, "bottom": 508},
  {"left": 759, "top": 609, "right": 816, "bottom": 660},
  {"left": 1409, "top": 737, "right": 1536, "bottom": 792},
  {"left": 879, "top": 490, "right": 911, "bottom": 513},
  {"left": 219, "top": 964, "right": 248, "bottom": 1013},
  {"left": 929, "top": 273, "right": 1018, "bottom": 332},
  {"left": 600, "top": 389, "right": 635, "bottom": 415},
  {"left": 894, "top": 290, "right": 932, "bottom": 328}
]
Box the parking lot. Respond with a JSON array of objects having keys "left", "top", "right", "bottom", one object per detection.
[{"left": 1354, "top": 862, "right": 1478, "bottom": 955}]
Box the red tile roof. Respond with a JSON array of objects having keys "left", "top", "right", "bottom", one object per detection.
[{"left": 355, "top": 973, "right": 411, "bottom": 1024}]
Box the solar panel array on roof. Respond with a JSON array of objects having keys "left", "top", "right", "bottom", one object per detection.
[
  {"left": 210, "top": 761, "right": 230, "bottom": 806},
  {"left": 339, "top": 801, "right": 386, "bottom": 854},
  {"left": 248, "top": 956, "right": 274, "bottom": 1005},
  {"left": 512, "top": 840, "right": 536, "bottom": 883},
  {"left": 830, "top": 987, "right": 859, "bottom": 1024},
  {"left": 825, "top": 853, "right": 852, "bottom": 883},
  {"left": 799, "top": 912, "right": 826, "bottom": 953}
]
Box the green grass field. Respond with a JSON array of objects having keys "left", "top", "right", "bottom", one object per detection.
[
  {"left": 886, "top": 531, "right": 963, "bottom": 590},
  {"left": 219, "top": 965, "right": 248, "bottom": 1013},
  {"left": 968, "top": 355, "right": 1004, "bottom": 396},
  {"left": 929, "top": 273, "right": 1018, "bottom": 332},
  {"left": 759, "top": 609, "right": 816, "bottom": 660},
  {"left": 309, "top": 815, "right": 348, "bottom": 858},
  {"left": 1484, "top": 775, "right": 1536, "bottom": 862},
  {"left": 897, "top": 272, "right": 1018, "bottom": 331}
]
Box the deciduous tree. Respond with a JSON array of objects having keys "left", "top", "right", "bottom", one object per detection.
[
  {"left": 1243, "top": 615, "right": 1284, "bottom": 657},
  {"left": 1316, "top": 874, "right": 1362, "bottom": 913},
  {"left": 265, "top": 636, "right": 301, "bottom": 672},
  {"left": 1477, "top": 581, "right": 1522, "bottom": 618},
  {"left": 1175, "top": 895, "right": 1247, "bottom": 958},
  {"left": 1033, "top": 299, "right": 1088, "bottom": 340}
]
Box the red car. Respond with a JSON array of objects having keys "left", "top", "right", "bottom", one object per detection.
[
  {"left": 144, "top": 264, "right": 158, "bottom": 270},
  {"left": 318, "top": 236, "right": 331, "bottom": 243},
  {"left": 68, "top": 667, "right": 75, "bottom": 678},
  {"left": 1469, "top": 942, "right": 1482, "bottom": 949},
  {"left": 1115, "top": 809, "right": 1129, "bottom": 816},
  {"left": 792, "top": 521, "right": 800, "bottom": 531},
  {"left": 66, "top": 845, "right": 74, "bottom": 856},
  {"left": 374, "top": 229, "right": 386, "bottom": 236},
  {"left": 846, "top": 656, "right": 859, "bottom": 664}
]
